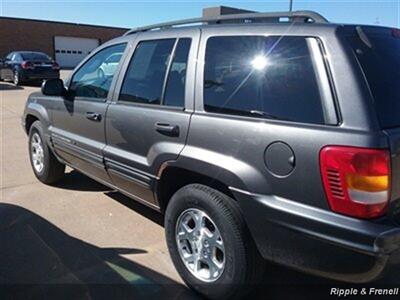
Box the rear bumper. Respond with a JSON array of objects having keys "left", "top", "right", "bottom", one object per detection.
[
  {"left": 20, "top": 69, "right": 59, "bottom": 80},
  {"left": 230, "top": 187, "right": 400, "bottom": 283}
]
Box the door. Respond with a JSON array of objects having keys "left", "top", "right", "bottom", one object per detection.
[
  {"left": 54, "top": 36, "right": 99, "bottom": 68},
  {"left": 104, "top": 29, "right": 199, "bottom": 207},
  {"left": 1, "top": 52, "right": 15, "bottom": 80},
  {"left": 50, "top": 42, "right": 127, "bottom": 184}
]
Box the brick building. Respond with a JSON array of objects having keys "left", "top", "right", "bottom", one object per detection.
[
  {"left": 0, "top": 17, "right": 128, "bottom": 68},
  {"left": 0, "top": 6, "right": 255, "bottom": 68}
]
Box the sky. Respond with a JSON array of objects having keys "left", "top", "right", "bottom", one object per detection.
[{"left": 0, "top": 0, "right": 399, "bottom": 29}]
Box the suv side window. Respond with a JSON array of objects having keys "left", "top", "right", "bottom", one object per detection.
[
  {"left": 204, "top": 36, "right": 328, "bottom": 124},
  {"left": 119, "top": 39, "right": 175, "bottom": 105},
  {"left": 70, "top": 43, "right": 126, "bottom": 100}
]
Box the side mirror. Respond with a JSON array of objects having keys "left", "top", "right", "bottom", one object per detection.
[{"left": 41, "top": 79, "right": 66, "bottom": 96}]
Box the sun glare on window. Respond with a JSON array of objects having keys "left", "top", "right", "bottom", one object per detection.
[{"left": 251, "top": 55, "right": 269, "bottom": 71}]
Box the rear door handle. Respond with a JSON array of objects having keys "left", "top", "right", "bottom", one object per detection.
[
  {"left": 155, "top": 123, "right": 179, "bottom": 137},
  {"left": 86, "top": 112, "right": 101, "bottom": 121}
]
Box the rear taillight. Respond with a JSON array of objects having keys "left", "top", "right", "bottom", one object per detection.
[
  {"left": 52, "top": 62, "right": 60, "bottom": 70},
  {"left": 392, "top": 28, "right": 400, "bottom": 38},
  {"left": 21, "top": 61, "right": 34, "bottom": 69},
  {"left": 320, "top": 146, "right": 390, "bottom": 219}
]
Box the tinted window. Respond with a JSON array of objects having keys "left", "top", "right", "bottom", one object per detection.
[
  {"left": 163, "top": 38, "right": 191, "bottom": 107},
  {"left": 204, "top": 36, "right": 326, "bottom": 124},
  {"left": 119, "top": 39, "right": 175, "bottom": 105},
  {"left": 347, "top": 27, "right": 400, "bottom": 128},
  {"left": 70, "top": 43, "right": 126, "bottom": 99},
  {"left": 20, "top": 52, "right": 50, "bottom": 61},
  {"left": 11, "top": 54, "right": 19, "bottom": 61}
]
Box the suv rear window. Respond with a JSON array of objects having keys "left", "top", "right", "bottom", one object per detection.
[
  {"left": 203, "top": 36, "right": 330, "bottom": 124},
  {"left": 347, "top": 27, "right": 400, "bottom": 129}
]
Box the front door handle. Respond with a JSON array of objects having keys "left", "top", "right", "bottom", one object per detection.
[
  {"left": 86, "top": 112, "right": 101, "bottom": 121},
  {"left": 155, "top": 123, "right": 179, "bottom": 137}
]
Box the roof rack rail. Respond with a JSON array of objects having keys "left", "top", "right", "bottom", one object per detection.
[{"left": 124, "top": 10, "right": 328, "bottom": 36}]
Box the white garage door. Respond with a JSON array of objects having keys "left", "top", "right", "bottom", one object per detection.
[{"left": 54, "top": 36, "right": 99, "bottom": 68}]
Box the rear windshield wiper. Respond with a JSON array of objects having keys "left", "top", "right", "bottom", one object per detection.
[
  {"left": 249, "top": 110, "right": 293, "bottom": 122},
  {"left": 204, "top": 79, "right": 224, "bottom": 88},
  {"left": 250, "top": 110, "right": 279, "bottom": 119}
]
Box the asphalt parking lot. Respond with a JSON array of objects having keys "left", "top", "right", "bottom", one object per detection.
[{"left": 0, "top": 71, "right": 397, "bottom": 299}]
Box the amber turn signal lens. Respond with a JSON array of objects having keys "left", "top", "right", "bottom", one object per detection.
[{"left": 346, "top": 174, "right": 389, "bottom": 193}]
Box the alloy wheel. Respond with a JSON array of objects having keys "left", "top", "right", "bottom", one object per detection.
[
  {"left": 13, "top": 71, "right": 19, "bottom": 85},
  {"left": 176, "top": 208, "right": 225, "bottom": 282},
  {"left": 31, "top": 132, "right": 44, "bottom": 173}
]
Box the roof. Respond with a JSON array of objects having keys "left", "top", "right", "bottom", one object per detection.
[{"left": 124, "top": 10, "right": 329, "bottom": 36}]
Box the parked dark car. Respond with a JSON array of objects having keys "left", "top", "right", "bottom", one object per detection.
[
  {"left": 22, "top": 11, "right": 400, "bottom": 300},
  {"left": 0, "top": 51, "right": 60, "bottom": 85}
]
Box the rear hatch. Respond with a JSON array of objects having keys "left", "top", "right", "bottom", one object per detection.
[{"left": 345, "top": 26, "right": 400, "bottom": 222}]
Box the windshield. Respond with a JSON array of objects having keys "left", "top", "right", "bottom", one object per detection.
[
  {"left": 20, "top": 52, "right": 51, "bottom": 61},
  {"left": 347, "top": 26, "right": 400, "bottom": 129}
]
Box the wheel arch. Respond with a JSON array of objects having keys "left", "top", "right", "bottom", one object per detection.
[
  {"left": 156, "top": 158, "right": 249, "bottom": 213},
  {"left": 23, "top": 101, "right": 51, "bottom": 135},
  {"left": 25, "top": 114, "right": 39, "bottom": 134}
]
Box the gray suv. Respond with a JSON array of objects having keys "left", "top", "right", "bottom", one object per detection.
[{"left": 22, "top": 11, "right": 400, "bottom": 299}]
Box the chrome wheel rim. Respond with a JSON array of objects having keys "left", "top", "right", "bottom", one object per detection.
[
  {"left": 14, "top": 72, "right": 19, "bottom": 85},
  {"left": 31, "top": 133, "right": 44, "bottom": 173},
  {"left": 176, "top": 208, "right": 225, "bottom": 282}
]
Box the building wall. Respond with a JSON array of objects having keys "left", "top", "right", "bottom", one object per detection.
[
  {"left": 0, "top": 17, "right": 128, "bottom": 59},
  {"left": 202, "top": 6, "right": 255, "bottom": 18}
]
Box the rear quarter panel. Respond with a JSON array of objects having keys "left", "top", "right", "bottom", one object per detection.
[{"left": 180, "top": 24, "right": 389, "bottom": 210}]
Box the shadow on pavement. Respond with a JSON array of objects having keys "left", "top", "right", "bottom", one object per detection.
[
  {"left": 0, "top": 83, "right": 24, "bottom": 91},
  {"left": 0, "top": 203, "right": 198, "bottom": 300},
  {"left": 53, "top": 170, "right": 112, "bottom": 192},
  {"left": 105, "top": 191, "right": 164, "bottom": 226}
]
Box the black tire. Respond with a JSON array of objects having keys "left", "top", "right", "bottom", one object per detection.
[
  {"left": 165, "top": 184, "right": 264, "bottom": 300},
  {"left": 28, "top": 121, "right": 65, "bottom": 184}
]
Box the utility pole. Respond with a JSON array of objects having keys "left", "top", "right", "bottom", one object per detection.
[{"left": 289, "top": 0, "right": 293, "bottom": 12}]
